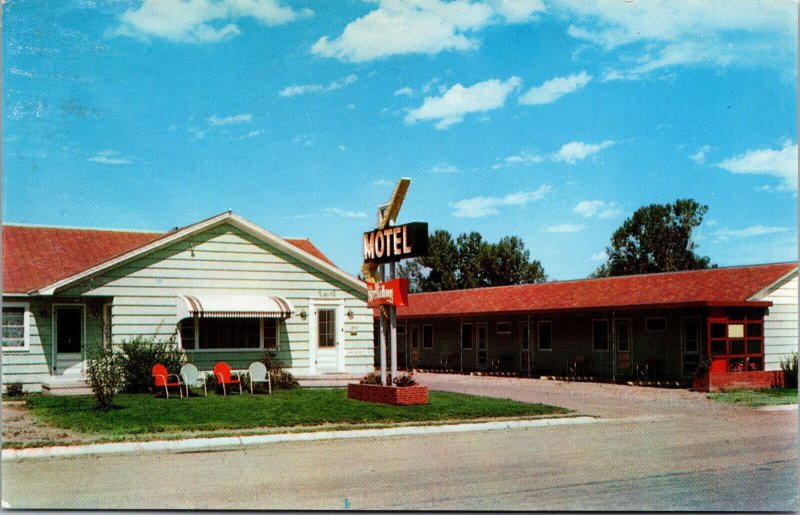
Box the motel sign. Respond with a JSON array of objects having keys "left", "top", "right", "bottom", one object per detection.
[{"left": 363, "top": 222, "right": 428, "bottom": 264}]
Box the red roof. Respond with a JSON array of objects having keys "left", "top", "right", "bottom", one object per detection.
[
  {"left": 396, "top": 263, "right": 797, "bottom": 318},
  {"left": 3, "top": 225, "right": 336, "bottom": 294}
]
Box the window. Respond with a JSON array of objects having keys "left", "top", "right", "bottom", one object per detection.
[
  {"left": 2, "top": 304, "right": 29, "bottom": 350},
  {"left": 200, "top": 318, "right": 260, "bottom": 349},
  {"left": 681, "top": 318, "right": 701, "bottom": 375},
  {"left": 708, "top": 317, "right": 764, "bottom": 372},
  {"left": 646, "top": 318, "right": 666, "bottom": 332},
  {"left": 538, "top": 321, "right": 552, "bottom": 351},
  {"left": 179, "top": 317, "right": 280, "bottom": 351},
  {"left": 318, "top": 309, "right": 337, "bottom": 347},
  {"left": 461, "top": 324, "right": 472, "bottom": 349},
  {"left": 263, "top": 319, "right": 278, "bottom": 349},
  {"left": 496, "top": 322, "right": 511, "bottom": 334},
  {"left": 520, "top": 322, "right": 529, "bottom": 351},
  {"left": 422, "top": 324, "right": 433, "bottom": 349},
  {"left": 592, "top": 320, "right": 609, "bottom": 351},
  {"left": 102, "top": 303, "right": 113, "bottom": 346}
]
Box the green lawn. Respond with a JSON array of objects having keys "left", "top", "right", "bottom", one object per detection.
[
  {"left": 708, "top": 388, "right": 798, "bottom": 407},
  {"left": 25, "top": 389, "right": 571, "bottom": 436}
]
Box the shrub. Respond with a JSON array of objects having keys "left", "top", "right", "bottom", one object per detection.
[
  {"left": 258, "top": 351, "right": 298, "bottom": 389},
  {"left": 5, "top": 382, "right": 24, "bottom": 397},
  {"left": 120, "top": 336, "right": 185, "bottom": 393},
  {"left": 359, "top": 372, "right": 382, "bottom": 385},
  {"left": 393, "top": 373, "right": 417, "bottom": 387},
  {"left": 86, "top": 344, "right": 124, "bottom": 410},
  {"left": 780, "top": 352, "right": 798, "bottom": 389}
]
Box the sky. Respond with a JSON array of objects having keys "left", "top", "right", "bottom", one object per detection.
[{"left": 3, "top": 0, "right": 798, "bottom": 280}]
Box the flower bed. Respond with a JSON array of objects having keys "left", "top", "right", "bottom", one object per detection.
[
  {"left": 693, "top": 370, "right": 784, "bottom": 392},
  {"left": 347, "top": 383, "right": 429, "bottom": 405}
]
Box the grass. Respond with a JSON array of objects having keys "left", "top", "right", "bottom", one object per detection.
[
  {"left": 708, "top": 388, "right": 798, "bottom": 407},
  {"left": 24, "top": 389, "right": 571, "bottom": 437}
]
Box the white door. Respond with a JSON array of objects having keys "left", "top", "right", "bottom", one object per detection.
[{"left": 312, "top": 304, "right": 344, "bottom": 373}]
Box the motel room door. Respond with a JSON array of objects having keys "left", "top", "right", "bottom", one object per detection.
[
  {"left": 409, "top": 325, "right": 420, "bottom": 367},
  {"left": 476, "top": 323, "right": 488, "bottom": 370},
  {"left": 615, "top": 319, "right": 632, "bottom": 375}
]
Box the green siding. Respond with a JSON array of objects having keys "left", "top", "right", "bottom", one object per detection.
[{"left": 56, "top": 223, "right": 372, "bottom": 377}]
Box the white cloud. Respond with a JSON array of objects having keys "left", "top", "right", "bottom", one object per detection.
[
  {"left": 87, "top": 150, "right": 131, "bottom": 165},
  {"left": 690, "top": 145, "right": 712, "bottom": 165},
  {"left": 324, "top": 208, "right": 367, "bottom": 218},
  {"left": 590, "top": 251, "right": 608, "bottom": 261},
  {"left": 235, "top": 130, "right": 263, "bottom": 140},
  {"left": 545, "top": 223, "right": 586, "bottom": 233},
  {"left": 573, "top": 200, "right": 621, "bottom": 219},
  {"left": 431, "top": 164, "right": 460, "bottom": 174},
  {"left": 279, "top": 75, "right": 358, "bottom": 97},
  {"left": 208, "top": 113, "right": 252, "bottom": 126},
  {"left": 717, "top": 140, "right": 798, "bottom": 191},
  {"left": 107, "top": 0, "right": 312, "bottom": 43},
  {"left": 373, "top": 179, "right": 393, "bottom": 186},
  {"left": 553, "top": 140, "right": 615, "bottom": 164},
  {"left": 557, "top": 0, "right": 796, "bottom": 75},
  {"left": 405, "top": 76, "right": 521, "bottom": 129},
  {"left": 311, "top": 0, "right": 544, "bottom": 62},
  {"left": 393, "top": 86, "right": 414, "bottom": 97},
  {"left": 519, "top": 71, "right": 592, "bottom": 105},
  {"left": 713, "top": 225, "right": 790, "bottom": 241},
  {"left": 451, "top": 185, "right": 551, "bottom": 217}
]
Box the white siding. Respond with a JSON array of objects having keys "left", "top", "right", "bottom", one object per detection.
[
  {"left": 59, "top": 223, "right": 372, "bottom": 376},
  {"left": 758, "top": 275, "right": 798, "bottom": 371}
]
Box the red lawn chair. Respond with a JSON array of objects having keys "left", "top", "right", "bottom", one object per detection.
[
  {"left": 213, "top": 362, "right": 243, "bottom": 396},
  {"left": 152, "top": 363, "right": 184, "bottom": 399}
]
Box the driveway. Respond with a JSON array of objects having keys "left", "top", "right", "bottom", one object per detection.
[{"left": 415, "top": 372, "right": 767, "bottom": 418}]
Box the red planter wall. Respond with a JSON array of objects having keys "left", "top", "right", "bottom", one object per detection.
[
  {"left": 347, "top": 383, "right": 429, "bottom": 405},
  {"left": 693, "top": 370, "right": 785, "bottom": 392}
]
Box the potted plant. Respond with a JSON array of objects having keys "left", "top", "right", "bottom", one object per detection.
[{"left": 348, "top": 371, "right": 429, "bottom": 405}]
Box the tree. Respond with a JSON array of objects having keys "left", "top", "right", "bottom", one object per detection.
[
  {"left": 400, "top": 230, "right": 546, "bottom": 292},
  {"left": 455, "top": 232, "right": 489, "bottom": 289},
  {"left": 418, "top": 229, "right": 458, "bottom": 291},
  {"left": 593, "top": 198, "right": 712, "bottom": 277},
  {"left": 482, "top": 236, "right": 546, "bottom": 286}
]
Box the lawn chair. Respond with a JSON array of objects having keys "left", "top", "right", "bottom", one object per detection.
[
  {"left": 180, "top": 363, "right": 207, "bottom": 397},
  {"left": 247, "top": 362, "right": 272, "bottom": 395},
  {"left": 213, "top": 361, "right": 242, "bottom": 396},
  {"left": 152, "top": 363, "right": 184, "bottom": 399}
]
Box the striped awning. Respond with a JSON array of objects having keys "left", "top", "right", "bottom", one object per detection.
[{"left": 176, "top": 294, "right": 294, "bottom": 320}]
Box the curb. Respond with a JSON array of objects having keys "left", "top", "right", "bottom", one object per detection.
[
  {"left": 758, "top": 404, "right": 798, "bottom": 412},
  {"left": 2, "top": 415, "right": 632, "bottom": 462}
]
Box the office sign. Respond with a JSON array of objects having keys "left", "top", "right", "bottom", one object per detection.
[
  {"left": 363, "top": 222, "right": 428, "bottom": 264},
  {"left": 367, "top": 279, "right": 410, "bottom": 308}
]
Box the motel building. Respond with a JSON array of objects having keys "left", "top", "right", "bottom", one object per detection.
[
  {"left": 379, "top": 263, "right": 798, "bottom": 390},
  {"left": 1, "top": 212, "right": 374, "bottom": 393}
]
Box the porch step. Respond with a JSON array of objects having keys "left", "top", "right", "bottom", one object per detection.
[
  {"left": 295, "top": 373, "right": 362, "bottom": 388},
  {"left": 41, "top": 378, "right": 92, "bottom": 396}
]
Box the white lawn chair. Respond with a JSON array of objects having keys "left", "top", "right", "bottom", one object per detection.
[
  {"left": 247, "top": 362, "right": 272, "bottom": 395},
  {"left": 180, "top": 363, "right": 207, "bottom": 397}
]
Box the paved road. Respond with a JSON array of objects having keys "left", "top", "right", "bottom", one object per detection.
[{"left": 3, "top": 376, "right": 797, "bottom": 510}]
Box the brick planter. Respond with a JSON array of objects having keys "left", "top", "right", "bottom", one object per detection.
[
  {"left": 693, "top": 370, "right": 785, "bottom": 392},
  {"left": 347, "top": 383, "right": 429, "bottom": 405}
]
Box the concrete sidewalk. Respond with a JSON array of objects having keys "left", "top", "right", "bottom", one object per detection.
[{"left": 1, "top": 414, "right": 666, "bottom": 462}]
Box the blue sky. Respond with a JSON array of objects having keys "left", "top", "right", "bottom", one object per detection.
[{"left": 3, "top": 0, "right": 798, "bottom": 279}]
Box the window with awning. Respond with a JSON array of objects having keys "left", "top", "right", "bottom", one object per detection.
[{"left": 176, "top": 295, "right": 292, "bottom": 351}]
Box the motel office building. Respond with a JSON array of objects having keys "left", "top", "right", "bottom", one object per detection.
[
  {"left": 382, "top": 263, "right": 798, "bottom": 382},
  {"left": 2, "top": 212, "right": 374, "bottom": 393}
]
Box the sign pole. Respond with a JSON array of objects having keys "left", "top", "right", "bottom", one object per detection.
[
  {"left": 377, "top": 207, "right": 388, "bottom": 387},
  {"left": 389, "top": 261, "right": 398, "bottom": 382}
]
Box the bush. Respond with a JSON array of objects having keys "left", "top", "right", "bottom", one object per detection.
[
  {"left": 780, "top": 352, "right": 798, "bottom": 389},
  {"left": 5, "top": 382, "right": 24, "bottom": 397},
  {"left": 120, "top": 336, "right": 185, "bottom": 393},
  {"left": 359, "top": 372, "right": 381, "bottom": 385},
  {"left": 393, "top": 373, "right": 417, "bottom": 387},
  {"left": 258, "top": 351, "right": 298, "bottom": 389},
  {"left": 86, "top": 344, "right": 124, "bottom": 410}
]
